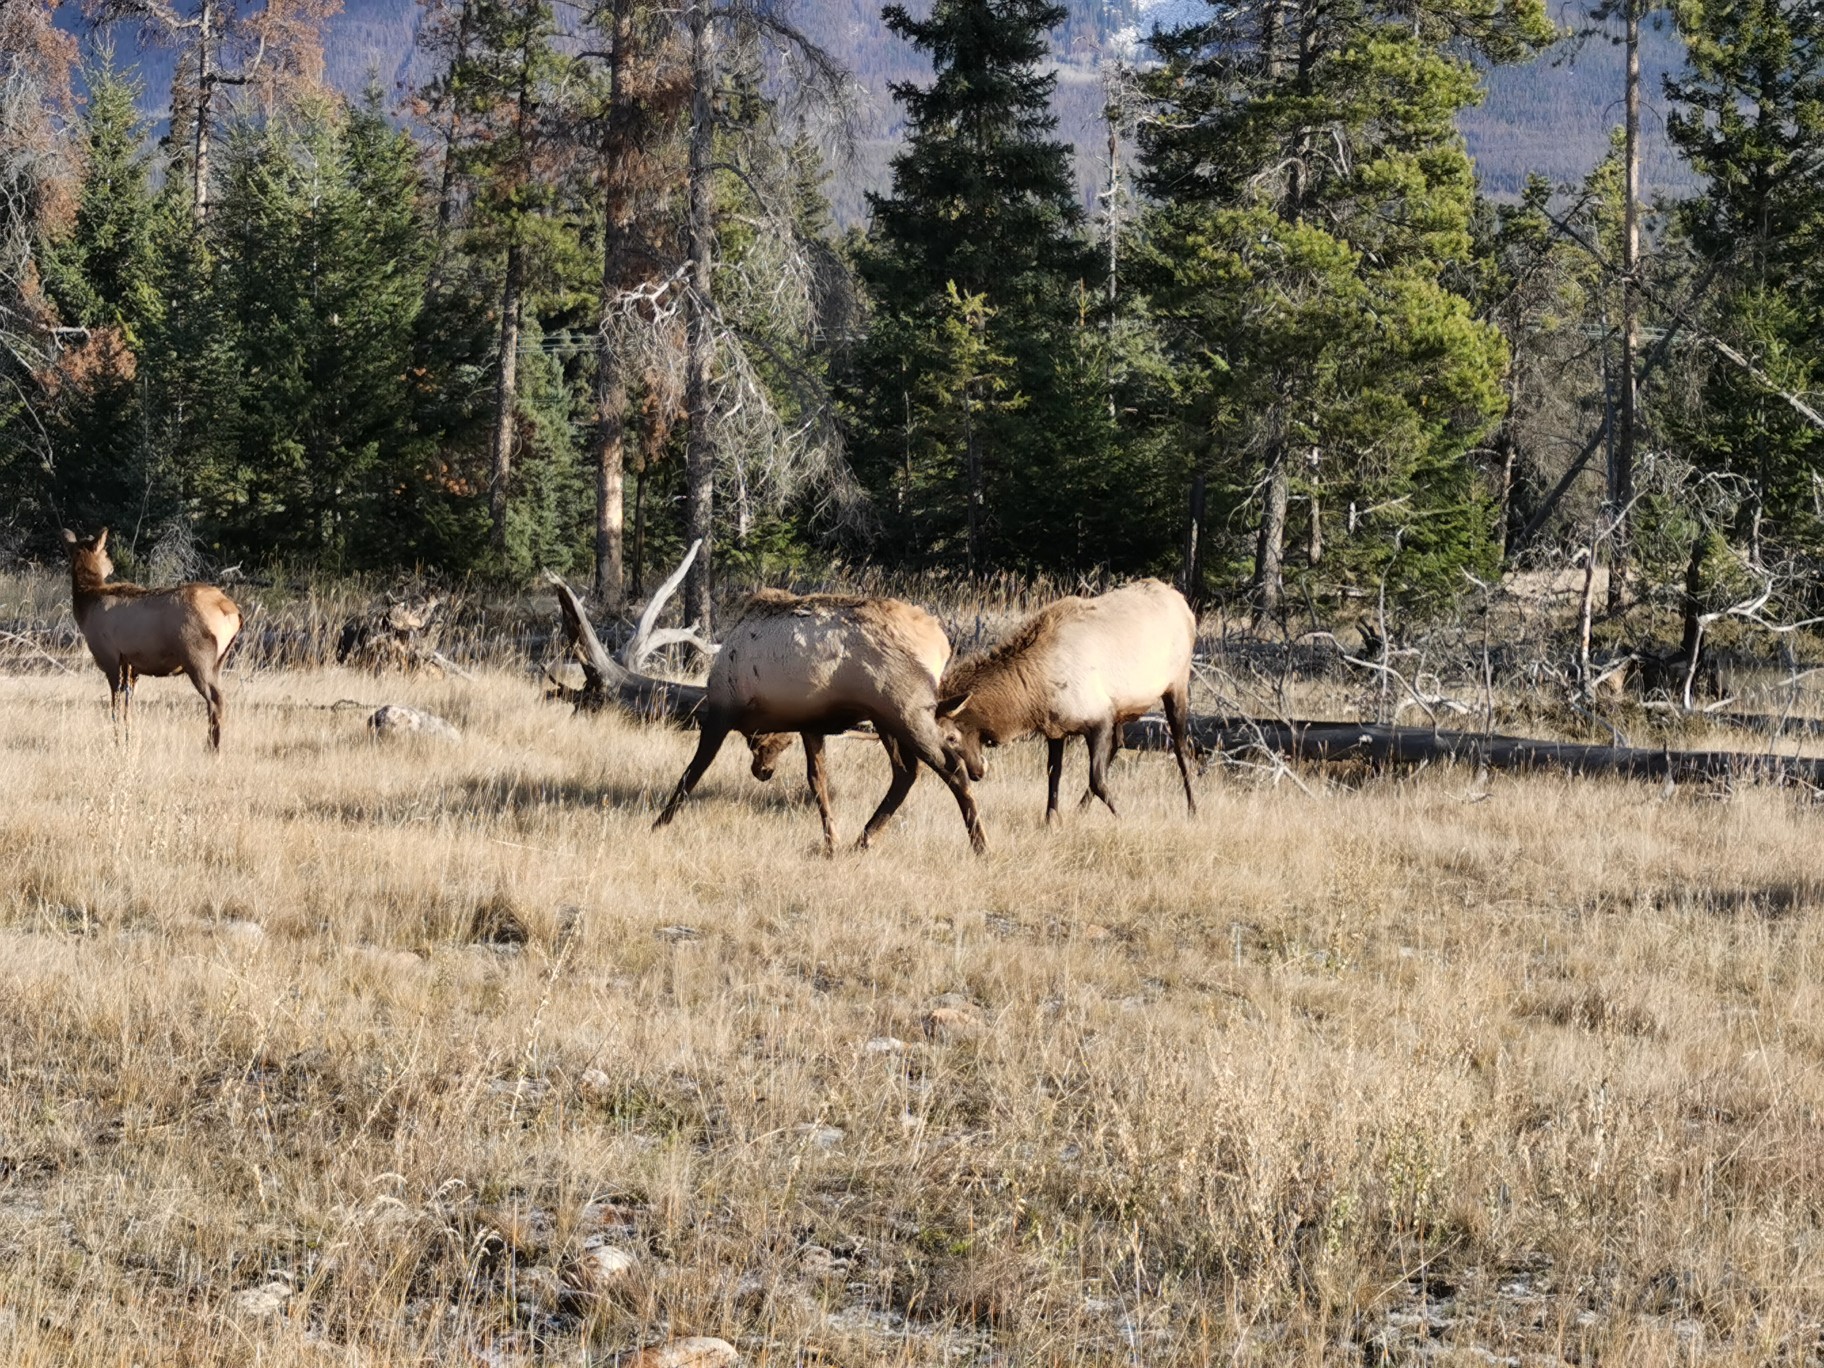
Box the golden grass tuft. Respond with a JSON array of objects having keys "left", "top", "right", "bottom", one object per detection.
[{"left": 3, "top": 663, "right": 1824, "bottom": 1364}]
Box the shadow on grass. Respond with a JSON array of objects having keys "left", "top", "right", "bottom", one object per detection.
[
  {"left": 1655, "top": 882, "right": 1818, "bottom": 920},
  {"left": 290, "top": 767, "right": 821, "bottom": 827}
]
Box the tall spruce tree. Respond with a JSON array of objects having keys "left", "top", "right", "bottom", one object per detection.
[
  {"left": 38, "top": 59, "right": 162, "bottom": 537},
  {"left": 1665, "top": 0, "right": 1824, "bottom": 576},
  {"left": 1135, "top": 0, "right": 1550, "bottom": 617},
  {"left": 210, "top": 97, "right": 431, "bottom": 565},
  {"left": 419, "top": 0, "right": 573, "bottom": 559},
  {"left": 850, "top": 0, "right": 1104, "bottom": 575}
]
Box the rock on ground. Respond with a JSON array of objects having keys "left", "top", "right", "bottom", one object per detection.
[
  {"left": 627, "top": 1338, "right": 739, "bottom": 1368},
  {"left": 367, "top": 704, "right": 460, "bottom": 742}
]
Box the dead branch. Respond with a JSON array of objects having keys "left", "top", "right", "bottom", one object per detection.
[{"left": 546, "top": 544, "right": 709, "bottom": 723}]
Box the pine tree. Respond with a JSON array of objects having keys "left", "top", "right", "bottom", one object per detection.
[
  {"left": 38, "top": 58, "right": 163, "bottom": 538},
  {"left": 1135, "top": 0, "right": 1549, "bottom": 616},
  {"left": 850, "top": 0, "right": 1106, "bottom": 575},
  {"left": 581, "top": 0, "right": 689, "bottom": 605},
  {"left": 1666, "top": 0, "right": 1824, "bottom": 575},
  {"left": 0, "top": 0, "right": 75, "bottom": 542},
  {"left": 210, "top": 96, "right": 431, "bottom": 565},
  {"left": 418, "top": 0, "right": 574, "bottom": 559}
]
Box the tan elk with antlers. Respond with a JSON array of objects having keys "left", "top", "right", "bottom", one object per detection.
[
  {"left": 940, "top": 579, "right": 1199, "bottom": 822},
  {"left": 654, "top": 589, "right": 986, "bottom": 854},
  {"left": 62, "top": 528, "right": 243, "bottom": 749}
]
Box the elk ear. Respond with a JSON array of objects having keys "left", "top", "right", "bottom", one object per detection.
[
  {"left": 94, "top": 527, "right": 109, "bottom": 551},
  {"left": 61, "top": 528, "right": 77, "bottom": 546},
  {"left": 935, "top": 692, "right": 972, "bottom": 720}
]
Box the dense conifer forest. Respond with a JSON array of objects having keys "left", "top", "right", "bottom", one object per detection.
[{"left": 2, "top": 0, "right": 1819, "bottom": 632}]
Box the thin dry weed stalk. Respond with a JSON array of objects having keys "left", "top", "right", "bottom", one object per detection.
[{"left": 3, "top": 667, "right": 1824, "bottom": 1364}]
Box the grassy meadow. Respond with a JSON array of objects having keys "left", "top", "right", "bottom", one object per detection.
[{"left": 4, "top": 632, "right": 1824, "bottom": 1364}]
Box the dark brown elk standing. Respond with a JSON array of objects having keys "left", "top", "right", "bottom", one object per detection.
[
  {"left": 940, "top": 579, "right": 1199, "bottom": 822},
  {"left": 653, "top": 590, "right": 986, "bottom": 854},
  {"left": 62, "top": 528, "right": 243, "bottom": 749}
]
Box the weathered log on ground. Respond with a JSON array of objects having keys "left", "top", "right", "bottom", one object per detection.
[
  {"left": 1122, "top": 716, "right": 1824, "bottom": 786},
  {"left": 546, "top": 572, "right": 706, "bottom": 724}
]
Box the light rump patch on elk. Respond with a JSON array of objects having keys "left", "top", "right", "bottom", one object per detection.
[
  {"left": 653, "top": 589, "right": 985, "bottom": 854},
  {"left": 62, "top": 528, "right": 243, "bottom": 750},
  {"left": 940, "top": 578, "right": 1199, "bottom": 822}
]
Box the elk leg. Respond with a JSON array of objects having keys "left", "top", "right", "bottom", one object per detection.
[
  {"left": 654, "top": 719, "right": 730, "bottom": 829},
  {"left": 802, "top": 732, "right": 835, "bottom": 855},
  {"left": 1163, "top": 682, "right": 1197, "bottom": 814},
  {"left": 905, "top": 728, "right": 987, "bottom": 856},
  {"left": 185, "top": 662, "right": 225, "bottom": 751},
  {"left": 120, "top": 665, "right": 136, "bottom": 742},
  {"left": 856, "top": 736, "right": 917, "bottom": 851},
  {"left": 1084, "top": 718, "right": 1119, "bottom": 817},
  {"left": 105, "top": 663, "right": 124, "bottom": 732},
  {"left": 1046, "top": 737, "right": 1066, "bottom": 825},
  {"left": 1079, "top": 726, "right": 1118, "bottom": 809}
]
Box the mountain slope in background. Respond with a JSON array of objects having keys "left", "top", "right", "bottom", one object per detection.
[{"left": 58, "top": 0, "right": 1692, "bottom": 223}]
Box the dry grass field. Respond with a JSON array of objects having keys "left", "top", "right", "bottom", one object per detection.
[{"left": 5, "top": 648, "right": 1824, "bottom": 1365}]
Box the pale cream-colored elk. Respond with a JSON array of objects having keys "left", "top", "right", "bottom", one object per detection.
[
  {"left": 654, "top": 589, "right": 986, "bottom": 853},
  {"left": 62, "top": 528, "right": 243, "bottom": 749},
  {"left": 940, "top": 578, "right": 1198, "bottom": 822}
]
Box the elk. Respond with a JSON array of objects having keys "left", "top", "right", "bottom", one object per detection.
[
  {"left": 940, "top": 579, "right": 1199, "bottom": 822},
  {"left": 62, "top": 528, "right": 243, "bottom": 749},
  {"left": 654, "top": 590, "right": 986, "bottom": 854}
]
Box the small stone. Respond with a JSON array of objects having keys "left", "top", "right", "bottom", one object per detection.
[
  {"left": 921, "top": 1004, "right": 987, "bottom": 1040},
  {"left": 217, "top": 918, "right": 266, "bottom": 947},
  {"left": 626, "top": 1337, "right": 740, "bottom": 1368},
  {"left": 367, "top": 704, "right": 460, "bottom": 742},
  {"left": 862, "top": 1036, "right": 906, "bottom": 1055},
  {"left": 576, "top": 1068, "right": 614, "bottom": 1103},
  {"left": 486, "top": 1077, "right": 550, "bottom": 1107},
  {"left": 229, "top": 1278, "right": 292, "bottom": 1320},
  {"left": 570, "top": 1242, "right": 640, "bottom": 1293},
  {"left": 794, "top": 1244, "right": 844, "bottom": 1279},
  {"left": 794, "top": 1123, "right": 843, "bottom": 1149},
  {"left": 1082, "top": 923, "right": 1113, "bottom": 942}
]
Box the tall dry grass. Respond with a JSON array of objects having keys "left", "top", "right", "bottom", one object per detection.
[{"left": 3, "top": 663, "right": 1824, "bottom": 1365}]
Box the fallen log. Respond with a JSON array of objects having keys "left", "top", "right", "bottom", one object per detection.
[{"left": 1122, "top": 715, "right": 1824, "bottom": 786}]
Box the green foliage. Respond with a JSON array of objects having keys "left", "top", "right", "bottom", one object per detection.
[
  {"left": 848, "top": 0, "right": 1125, "bottom": 574},
  {"left": 1665, "top": 0, "right": 1824, "bottom": 574},
  {"left": 1132, "top": 0, "right": 1541, "bottom": 611},
  {"left": 210, "top": 100, "right": 433, "bottom": 566}
]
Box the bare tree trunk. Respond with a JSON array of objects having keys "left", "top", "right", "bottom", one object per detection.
[
  {"left": 192, "top": 0, "right": 214, "bottom": 222},
  {"left": 433, "top": 0, "right": 474, "bottom": 240},
  {"left": 1182, "top": 471, "right": 1206, "bottom": 602},
  {"left": 1253, "top": 446, "right": 1290, "bottom": 621},
  {"left": 681, "top": 0, "right": 715, "bottom": 628},
  {"left": 593, "top": 365, "right": 627, "bottom": 604},
  {"left": 488, "top": 241, "right": 524, "bottom": 552},
  {"left": 1307, "top": 492, "right": 1323, "bottom": 566},
  {"left": 1609, "top": 0, "right": 1641, "bottom": 610},
  {"left": 631, "top": 453, "right": 648, "bottom": 598},
  {"left": 1675, "top": 532, "right": 1711, "bottom": 707},
  {"left": 963, "top": 378, "right": 981, "bottom": 576},
  {"left": 590, "top": 0, "right": 632, "bottom": 607}
]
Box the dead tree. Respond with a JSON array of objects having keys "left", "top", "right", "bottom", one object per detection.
[{"left": 546, "top": 539, "right": 714, "bottom": 720}]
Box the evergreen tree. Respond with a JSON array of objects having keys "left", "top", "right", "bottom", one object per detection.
[
  {"left": 1666, "top": 0, "right": 1824, "bottom": 575},
  {"left": 38, "top": 58, "right": 162, "bottom": 538},
  {"left": 419, "top": 0, "right": 575, "bottom": 560},
  {"left": 210, "top": 97, "right": 431, "bottom": 566},
  {"left": 850, "top": 0, "right": 1107, "bottom": 575},
  {"left": 1135, "top": 0, "right": 1549, "bottom": 616}
]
